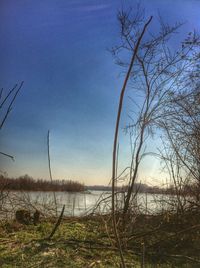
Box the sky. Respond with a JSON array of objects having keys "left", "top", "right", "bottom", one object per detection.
[{"left": 0, "top": 0, "right": 200, "bottom": 186}]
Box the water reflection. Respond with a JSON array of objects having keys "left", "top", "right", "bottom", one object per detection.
[{"left": 0, "top": 190, "right": 176, "bottom": 219}]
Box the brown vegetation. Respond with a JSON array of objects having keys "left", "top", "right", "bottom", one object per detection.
[
  {"left": 15, "top": 209, "right": 40, "bottom": 225},
  {"left": 15, "top": 209, "right": 32, "bottom": 224},
  {"left": 0, "top": 174, "right": 85, "bottom": 192}
]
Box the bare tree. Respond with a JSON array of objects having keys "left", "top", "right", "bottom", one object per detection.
[
  {"left": 110, "top": 7, "right": 199, "bottom": 265},
  {"left": 111, "top": 8, "right": 152, "bottom": 266},
  {"left": 159, "top": 33, "right": 200, "bottom": 209},
  {"left": 111, "top": 7, "right": 187, "bottom": 215}
]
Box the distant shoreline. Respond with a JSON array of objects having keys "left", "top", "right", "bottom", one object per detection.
[{"left": 1, "top": 174, "right": 182, "bottom": 194}]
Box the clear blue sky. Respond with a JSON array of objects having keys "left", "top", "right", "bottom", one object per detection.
[{"left": 0, "top": 0, "right": 199, "bottom": 185}]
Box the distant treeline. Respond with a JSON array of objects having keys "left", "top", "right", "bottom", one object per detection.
[
  {"left": 1, "top": 175, "right": 195, "bottom": 195},
  {"left": 87, "top": 183, "right": 168, "bottom": 194},
  {"left": 0, "top": 175, "right": 85, "bottom": 192},
  {"left": 87, "top": 183, "right": 198, "bottom": 195}
]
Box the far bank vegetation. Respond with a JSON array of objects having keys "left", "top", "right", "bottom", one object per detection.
[{"left": 0, "top": 174, "right": 85, "bottom": 192}]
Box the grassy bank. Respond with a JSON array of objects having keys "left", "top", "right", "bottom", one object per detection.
[
  {"left": 0, "top": 216, "right": 135, "bottom": 267},
  {"left": 0, "top": 213, "right": 199, "bottom": 267}
]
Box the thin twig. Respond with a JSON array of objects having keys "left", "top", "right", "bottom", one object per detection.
[
  {"left": 111, "top": 15, "right": 153, "bottom": 268},
  {"left": 47, "top": 130, "right": 58, "bottom": 216},
  {"left": 0, "top": 151, "right": 14, "bottom": 161},
  {"left": 0, "top": 81, "right": 24, "bottom": 130},
  {"left": 46, "top": 204, "right": 65, "bottom": 240}
]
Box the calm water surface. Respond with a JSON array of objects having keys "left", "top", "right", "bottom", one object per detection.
[{"left": 0, "top": 190, "right": 173, "bottom": 218}]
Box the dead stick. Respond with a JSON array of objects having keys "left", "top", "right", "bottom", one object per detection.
[{"left": 46, "top": 205, "right": 65, "bottom": 240}]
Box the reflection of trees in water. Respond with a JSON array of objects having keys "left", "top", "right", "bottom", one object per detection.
[{"left": 0, "top": 190, "right": 184, "bottom": 219}]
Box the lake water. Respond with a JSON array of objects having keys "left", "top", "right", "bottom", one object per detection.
[{"left": 0, "top": 190, "right": 174, "bottom": 219}]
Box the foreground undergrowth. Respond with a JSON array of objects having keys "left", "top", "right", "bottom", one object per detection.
[
  {"left": 0, "top": 216, "right": 137, "bottom": 268},
  {"left": 0, "top": 212, "right": 199, "bottom": 267}
]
